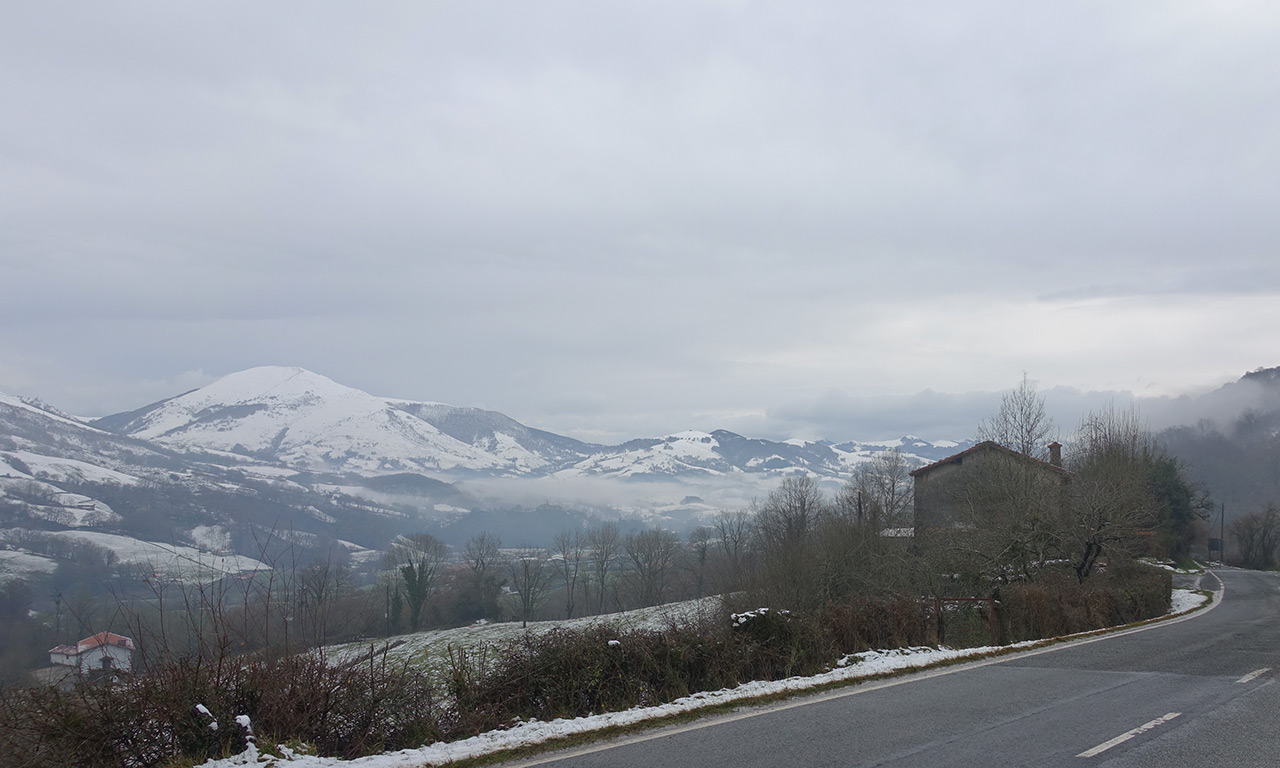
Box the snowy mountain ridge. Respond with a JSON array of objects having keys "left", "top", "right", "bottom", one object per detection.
[
  {"left": 91, "top": 366, "right": 967, "bottom": 481},
  {"left": 0, "top": 365, "right": 974, "bottom": 578}
]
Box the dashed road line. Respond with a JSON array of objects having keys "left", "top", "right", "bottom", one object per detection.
[
  {"left": 1236, "top": 667, "right": 1270, "bottom": 684},
  {"left": 1077, "top": 712, "right": 1181, "bottom": 758}
]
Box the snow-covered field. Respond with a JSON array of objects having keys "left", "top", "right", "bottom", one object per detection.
[
  {"left": 2, "top": 449, "right": 141, "bottom": 485},
  {"left": 326, "top": 596, "right": 722, "bottom": 669},
  {"left": 200, "top": 588, "right": 1212, "bottom": 767},
  {"left": 0, "top": 476, "right": 125, "bottom": 527},
  {"left": 0, "top": 529, "right": 270, "bottom": 583},
  {"left": 0, "top": 549, "right": 59, "bottom": 581}
]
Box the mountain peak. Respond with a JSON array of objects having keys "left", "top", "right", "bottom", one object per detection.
[
  {"left": 1242, "top": 366, "right": 1280, "bottom": 388},
  {"left": 92, "top": 367, "right": 512, "bottom": 474},
  {"left": 667, "top": 430, "right": 715, "bottom": 441},
  {"left": 203, "top": 366, "right": 349, "bottom": 399}
]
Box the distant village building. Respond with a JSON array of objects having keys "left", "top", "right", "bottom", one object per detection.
[{"left": 48, "top": 632, "right": 136, "bottom": 675}]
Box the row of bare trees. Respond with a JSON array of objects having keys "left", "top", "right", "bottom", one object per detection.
[{"left": 366, "top": 448, "right": 920, "bottom": 632}]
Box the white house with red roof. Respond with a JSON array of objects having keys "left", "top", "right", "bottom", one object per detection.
[{"left": 48, "top": 631, "right": 136, "bottom": 674}]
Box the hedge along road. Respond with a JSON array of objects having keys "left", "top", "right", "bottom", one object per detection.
[{"left": 504, "top": 570, "right": 1280, "bottom": 768}]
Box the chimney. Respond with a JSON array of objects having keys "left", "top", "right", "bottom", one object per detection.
[{"left": 1048, "top": 442, "right": 1062, "bottom": 467}]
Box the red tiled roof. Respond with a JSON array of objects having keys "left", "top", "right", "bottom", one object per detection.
[{"left": 75, "top": 632, "right": 136, "bottom": 653}]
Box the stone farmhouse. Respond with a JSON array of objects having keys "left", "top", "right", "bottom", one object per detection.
[{"left": 910, "top": 440, "right": 1070, "bottom": 536}]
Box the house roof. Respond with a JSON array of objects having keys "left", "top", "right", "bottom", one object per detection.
[
  {"left": 77, "top": 632, "right": 136, "bottom": 653},
  {"left": 49, "top": 632, "right": 136, "bottom": 656},
  {"left": 909, "top": 440, "right": 1072, "bottom": 479}
]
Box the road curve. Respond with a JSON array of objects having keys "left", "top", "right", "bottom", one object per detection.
[{"left": 504, "top": 569, "right": 1280, "bottom": 768}]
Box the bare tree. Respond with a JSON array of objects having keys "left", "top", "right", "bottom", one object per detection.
[
  {"left": 552, "top": 529, "right": 586, "bottom": 619},
  {"left": 923, "top": 375, "right": 1066, "bottom": 583},
  {"left": 1230, "top": 503, "right": 1280, "bottom": 570},
  {"left": 684, "top": 526, "right": 713, "bottom": 597},
  {"left": 586, "top": 522, "right": 623, "bottom": 614},
  {"left": 979, "top": 373, "right": 1057, "bottom": 459},
  {"left": 753, "top": 475, "right": 826, "bottom": 553},
  {"left": 750, "top": 476, "right": 828, "bottom": 609},
  {"left": 837, "top": 449, "right": 915, "bottom": 528},
  {"left": 812, "top": 512, "right": 921, "bottom": 600},
  {"left": 1067, "top": 405, "right": 1159, "bottom": 582},
  {"left": 712, "top": 509, "right": 752, "bottom": 592},
  {"left": 624, "top": 528, "right": 682, "bottom": 607},
  {"left": 506, "top": 546, "right": 553, "bottom": 628},
  {"left": 944, "top": 451, "right": 1069, "bottom": 583},
  {"left": 463, "top": 531, "right": 502, "bottom": 575},
  {"left": 296, "top": 557, "right": 352, "bottom": 646},
  {"left": 386, "top": 532, "right": 448, "bottom": 632},
  {"left": 459, "top": 532, "right": 502, "bottom": 621}
]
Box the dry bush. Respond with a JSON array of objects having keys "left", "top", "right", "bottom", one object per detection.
[
  {"left": 447, "top": 608, "right": 839, "bottom": 733},
  {"left": 818, "top": 595, "right": 935, "bottom": 653},
  {"left": 0, "top": 643, "right": 443, "bottom": 767},
  {"left": 995, "top": 565, "right": 1171, "bottom": 643}
]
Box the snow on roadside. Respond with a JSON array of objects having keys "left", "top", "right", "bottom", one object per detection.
[
  {"left": 1169, "top": 588, "right": 1209, "bottom": 614},
  {"left": 195, "top": 646, "right": 1024, "bottom": 768},
  {"left": 196, "top": 588, "right": 1211, "bottom": 768},
  {"left": 1139, "top": 558, "right": 1203, "bottom": 575}
]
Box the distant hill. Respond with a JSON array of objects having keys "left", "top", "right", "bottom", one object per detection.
[{"left": 1158, "top": 365, "right": 1280, "bottom": 521}]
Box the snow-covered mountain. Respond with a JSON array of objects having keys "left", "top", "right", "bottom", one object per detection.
[
  {"left": 388, "top": 400, "right": 599, "bottom": 473},
  {"left": 557, "top": 430, "right": 848, "bottom": 479},
  {"left": 93, "top": 367, "right": 967, "bottom": 481},
  {"left": 0, "top": 390, "right": 164, "bottom": 534},
  {"left": 0, "top": 364, "right": 979, "bottom": 583},
  {"left": 0, "top": 385, "right": 456, "bottom": 583},
  {"left": 94, "top": 367, "right": 509, "bottom": 475}
]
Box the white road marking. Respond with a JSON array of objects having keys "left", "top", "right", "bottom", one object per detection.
[
  {"left": 1077, "top": 712, "right": 1181, "bottom": 758},
  {"left": 1236, "top": 667, "right": 1270, "bottom": 684}
]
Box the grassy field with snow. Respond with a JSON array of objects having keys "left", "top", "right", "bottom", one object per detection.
[{"left": 326, "top": 596, "right": 725, "bottom": 671}]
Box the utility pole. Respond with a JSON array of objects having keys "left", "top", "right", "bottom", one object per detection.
[{"left": 1220, "top": 503, "right": 1226, "bottom": 564}]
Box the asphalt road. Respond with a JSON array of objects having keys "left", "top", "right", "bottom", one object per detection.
[{"left": 508, "top": 569, "right": 1280, "bottom": 768}]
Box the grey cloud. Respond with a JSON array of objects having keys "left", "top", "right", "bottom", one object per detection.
[
  {"left": 3, "top": 3, "right": 1279, "bottom": 434},
  {"left": 757, "top": 384, "right": 1243, "bottom": 446}
]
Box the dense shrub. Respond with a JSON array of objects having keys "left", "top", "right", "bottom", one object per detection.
[
  {"left": 447, "top": 611, "right": 835, "bottom": 734},
  {"left": 0, "top": 646, "right": 443, "bottom": 768},
  {"left": 818, "top": 595, "right": 935, "bottom": 654},
  {"left": 448, "top": 596, "right": 946, "bottom": 734},
  {"left": 995, "top": 565, "right": 1171, "bottom": 643}
]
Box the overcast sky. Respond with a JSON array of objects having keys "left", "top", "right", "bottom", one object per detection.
[{"left": 2, "top": 2, "right": 1278, "bottom": 443}]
